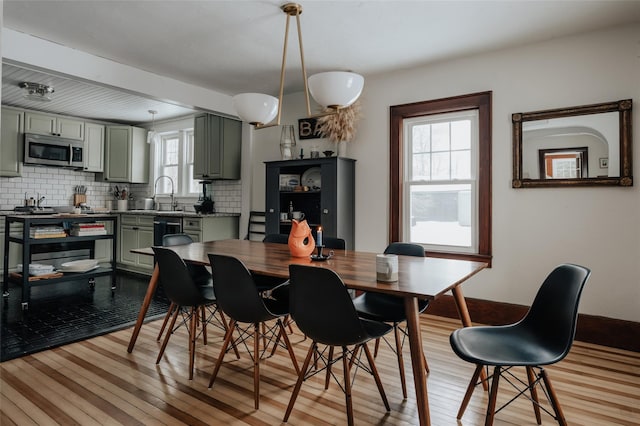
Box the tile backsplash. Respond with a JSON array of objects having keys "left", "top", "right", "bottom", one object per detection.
[{"left": 0, "top": 165, "right": 241, "bottom": 212}]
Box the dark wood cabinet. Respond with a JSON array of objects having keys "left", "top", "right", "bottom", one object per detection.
[{"left": 265, "top": 157, "right": 355, "bottom": 249}]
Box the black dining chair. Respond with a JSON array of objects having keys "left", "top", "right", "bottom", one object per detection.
[
  {"left": 156, "top": 233, "right": 213, "bottom": 342},
  {"left": 450, "top": 263, "right": 591, "bottom": 426},
  {"left": 284, "top": 264, "right": 392, "bottom": 426},
  {"left": 152, "top": 246, "right": 229, "bottom": 380},
  {"left": 207, "top": 253, "right": 300, "bottom": 409},
  {"left": 351, "top": 242, "right": 430, "bottom": 399}
]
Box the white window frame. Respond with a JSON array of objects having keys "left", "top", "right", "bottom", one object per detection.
[
  {"left": 152, "top": 129, "right": 198, "bottom": 196},
  {"left": 403, "top": 110, "right": 479, "bottom": 254}
]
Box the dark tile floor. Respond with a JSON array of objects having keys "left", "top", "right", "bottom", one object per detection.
[{"left": 1, "top": 271, "right": 169, "bottom": 362}]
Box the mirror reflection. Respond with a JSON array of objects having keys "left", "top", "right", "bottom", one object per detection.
[{"left": 512, "top": 99, "right": 632, "bottom": 188}]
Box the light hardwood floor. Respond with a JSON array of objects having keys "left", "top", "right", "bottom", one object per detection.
[{"left": 1, "top": 314, "right": 638, "bottom": 425}]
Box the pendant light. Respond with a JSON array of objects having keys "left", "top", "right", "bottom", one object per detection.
[
  {"left": 232, "top": 3, "right": 364, "bottom": 129},
  {"left": 147, "top": 110, "right": 158, "bottom": 144}
]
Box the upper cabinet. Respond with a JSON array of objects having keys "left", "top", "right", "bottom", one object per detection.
[
  {"left": 103, "top": 125, "right": 149, "bottom": 183},
  {"left": 193, "top": 113, "right": 242, "bottom": 180},
  {"left": 84, "top": 122, "right": 105, "bottom": 173},
  {"left": 1, "top": 108, "right": 24, "bottom": 177},
  {"left": 25, "top": 111, "right": 84, "bottom": 140}
]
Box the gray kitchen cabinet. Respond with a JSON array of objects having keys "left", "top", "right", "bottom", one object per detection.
[
  {"left": 25, "top": 111, "right": 84, "bottom": 140},
  {"left": 193, "top": 114, "right": 242, "bottom": 180},
  {"left": 1, "top": 107, "right": 24, "bottom": 177},
  {"left": 118, "top": 214, "right": 154, "bottom": 273},
  {"left": 84, "top": 122, "right": 105, "bottom": 172},
  {"left": 182, "top": 216, "right": 239, "bottom": 242},
  {"left": 265, "top": 157, "right": 356, "bottom": 249},
  {"left": 103, "top": 125, "right": 149, "bottom": 183}
]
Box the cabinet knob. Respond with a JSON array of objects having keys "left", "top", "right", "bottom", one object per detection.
[{"left": 323, "top": 209, "right": 329, "bottom": 214}]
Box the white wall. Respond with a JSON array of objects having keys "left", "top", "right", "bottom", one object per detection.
[{"left": 251, "top": 24, "right": 640, "bottom": 322}]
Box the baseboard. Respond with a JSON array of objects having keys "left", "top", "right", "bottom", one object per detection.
[{"left": 428, "top": 294, "right": 639, "bottom": 353}]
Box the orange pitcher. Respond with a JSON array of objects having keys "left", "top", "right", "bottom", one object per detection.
[{"left": 288, "top": 219, "right": 316, "bottom": 257}]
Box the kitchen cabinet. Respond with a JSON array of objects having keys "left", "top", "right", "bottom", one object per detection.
[
  {"left": 2, "top": 214, "right": 118, "bottom": 310},
  {"left": 25, "top": 111, "right": 84, "bottom": 140},
  {"left": 182, "top": 216, "right": 239, "bottom": 242},
  {"left": 0, "top": 217, "right": 23, "bottom": 283},
  {"left": 103, "top": 125, "right": 149, "bottom": 183},
  {"left": 1, "top": 107, "right": 24, "bottom": 177},
  {"left": 84, "top": 122, "right": 105, "bottom": 172},
  {"left": 193, "top": 114, "right": 242, "bottom": 180},
  {"left": 118, "top": 214, "right": 154, "bottom": 273},
  {"left": 265, "top": 157, "right": 355, "bottom": 249}
]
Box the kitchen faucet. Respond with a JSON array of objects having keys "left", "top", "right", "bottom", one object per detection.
[{"left": 153, "top": 175, "right": 177, "bottom": 211}]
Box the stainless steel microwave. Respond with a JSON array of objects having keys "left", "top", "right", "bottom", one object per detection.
[{"left": 24, "top": 133, "right": 84, "bottom": 169}]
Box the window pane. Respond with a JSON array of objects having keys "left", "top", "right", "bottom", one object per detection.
[
  {"left": 164, "top": 138, "right": 179, "bottom": 165},
  {"left": 409, "top": 184, "right": 472, "bottom": 247},
  {"left": 431, "top": 152, "right": 450, "bottom": 180},
  {"left": 431, "top": 122, "right": 450, "bottom": 151},
  {"left": 451, "top": 120, "right": 471, "bottom": 150},
  {"left": 412, "top": 124, "right": 431, "bottom": 153},
  {"left": 412, "top": 153, "right": 431, "bottom": 180},
  {"left": 451, "top": 150, "right": 471, "bottom": 179}
]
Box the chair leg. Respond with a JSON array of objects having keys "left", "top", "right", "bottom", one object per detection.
[
  {"left": 156, "top": 302, "right": 176, "bottom": 341},
  {"left": 457, "top": 364, "right": 483, "bottom": 419},
  {"left": 254, "top": 323, "right": 260, "bottom": 409},
  {"left": 363, "top": 342, "right": 390, "bottom": 411},
  {"left": 277, "top": 319, "right": 300, "bottom": 374},
  {"left": 218, "top": 310, "right": 240, "bottom": 359},
  {"left": 188, "top": 306, "right": 197, "bottom": 380},
  {"left": 324, "top": 346, "right": 335, "bottom": 389},
  {"left": 200, "top": 305, "right": 207, "bottom": 346},
  {"left": 526, "top": 366, "right": 542, "bottom": 424},
  {"left": 484, "top": 366, "right": 501, "bottom": 426},
  {"left": 540, "top": 368, "right": 567, "bottom": 426},
  {"left": 284, "top": 342, "right": 316, "bottom": 422},
  {"left": 343, "top": 346, "right": 355, "bottom": 426},
  {"left": 393, "top": 325, "right": 408, "bottom": 399},
  {"left": 373, "top": 337, "right": 380, "bottom": 357},
  {"left": 156, "top": 305, "right": 180, "bottom": 364},
  {"left": 209, "top": 319, "right": 236, "bottom": 388}
]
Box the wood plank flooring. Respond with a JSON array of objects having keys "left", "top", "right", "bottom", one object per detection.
[{"left": 1, "top": 314, "right": 638, "bottom": 425}]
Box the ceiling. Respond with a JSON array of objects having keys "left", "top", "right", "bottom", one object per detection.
[{"left": 3, "top": 1, "right": 640, "bottom": 124}]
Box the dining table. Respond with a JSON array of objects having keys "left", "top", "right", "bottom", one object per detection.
[{"left": 126, "top": 239, "right": 488, "bottom": 426}]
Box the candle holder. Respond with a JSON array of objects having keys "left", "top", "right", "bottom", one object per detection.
[
  {"left": 280, "top": 124, "right": 296, "bottom": 160},
  {"left": 311, "top": 245, "right": 331, "bottom": 261}
]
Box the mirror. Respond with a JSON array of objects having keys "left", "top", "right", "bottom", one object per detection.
[{"left": 512, "top": 99, "right": 632, "bottom": 187}]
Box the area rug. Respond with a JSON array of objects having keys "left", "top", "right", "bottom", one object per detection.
[{"left": 1, "top": 272, "right": 169, "bottom": 362}]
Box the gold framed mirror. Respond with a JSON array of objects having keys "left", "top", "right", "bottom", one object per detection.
[{"left": 512, "top": 99, "right": 632, "bottom": 188}]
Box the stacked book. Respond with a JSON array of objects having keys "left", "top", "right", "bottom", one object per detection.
[
  {"left": 29, "top": 226, "right": 67, "bottom": 239},
  {"left": 70, "top": 222, "right": 107, "bottom": 236}
]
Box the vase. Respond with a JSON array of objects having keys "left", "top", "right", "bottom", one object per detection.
[{"left": 336, "top": 141, "right": 348, "bottom": 157}]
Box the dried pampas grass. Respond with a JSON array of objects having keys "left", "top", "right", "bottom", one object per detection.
[{"left": 317, "top": 100, "right": 362, "bottom": 143}]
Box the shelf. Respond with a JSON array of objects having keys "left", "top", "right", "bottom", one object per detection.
[
  {"left": 9, "top": 234, "right": 114, "bottom": 244},
  {"left": 8, "top": 267, "right": 114, "bottom": 287}
]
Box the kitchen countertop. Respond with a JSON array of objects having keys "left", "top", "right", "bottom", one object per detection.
[{"left": 0, "top": 210, "right": 240, "bottom": 218}]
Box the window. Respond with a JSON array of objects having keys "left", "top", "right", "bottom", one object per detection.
[
  {"left": 154, "top": 129, "right": 198, "bottom": 196},
  {"left": 390, "top": 92, "right": 492, "bottom": 263}
]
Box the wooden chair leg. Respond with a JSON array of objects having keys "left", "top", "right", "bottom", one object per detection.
[
  {"left": 363, "top": 342, "right": 390, "bottom": 411},
  {"left": 343, "top": 345, "right": 355, "bottom": 426},
  {"left": 284, "top": 342, "right": 316, "bottom": 422},
  {"left": 209, "top": 319, "right": 236, "bottom": 388},
  {"left": 540, "top": 368, "right": 567, "bottom": 426},
  {"left": 156, "top": 302, "right": 175, "bottom": 341},
  {"left": 393, "top": 325, "right": 408, "bottom": 399},
  {"left": 188, "top": 307, "right": 197, "bottom": 380},
  {"left": 218, "top": 310, "right": 240, "bottom": 359},
  {"left": 423, "top": 350, "right": 430, "bottom": 374},
  {"left": 201, "top": 305, "right": 208, "bottom": 345},
  {"left": 373, "top": 337, "right": 380, "bottom": 357},
  {"left": 526, "top": 366, "right": 542, "bottom": 424},
  {"left": 156, "top": 306, "right": 180, "bottom": 364},
  {"left": 484, "top": 366, "right": 501, "bottom": 426},
  {"left": 325, "top": 346, "right": 334, "bottom": 389},
  {"left": 457, "top": 364, "right": 483, "bottom": 419},
  {"left": 254, "top": 323, "right": 260, "bottom": 409},
  {"left": 278, "top": 319, "right": 300, "bottom": 374}
]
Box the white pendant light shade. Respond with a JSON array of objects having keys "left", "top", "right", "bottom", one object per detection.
[
  {"left": 232, "top": 93, "right": 279, "bottom": 126},
  {"left": 308, "top": 71, "right": 364, "bottom": 109}
]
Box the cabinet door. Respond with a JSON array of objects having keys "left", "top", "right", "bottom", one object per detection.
[
  {"left": 57, "top": 118, "right": 84, "bottom": 140},
  {"left": 120, "top": 225, "right": 138, "bottom": 265},
  {"left": 221, "top": 117, "right": 241, "bottom": 179},
  {"left": 193, "top": 114, "right": 209, "bottom": 179},
  {"left": 105, "top": 126, "right": 131, "bottom": 182},
  {"left": 137, "top": 228, "right": 154, "bottom": 268},
  {"left": 206, "top": 115, "right": 222, "bottom": 177},
  {"left": 25, "top": 112, "right": 56, "bottom": 135},
  {"left": 1, "top": 108, "right": 23, "bottom": 177},
  {"left": 84, "top": 123, "right": 105, "bottom": 172}
]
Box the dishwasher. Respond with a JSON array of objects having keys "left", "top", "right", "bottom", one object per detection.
[{"left": 153, "top": 216, "right": 183, "bottom": 246}]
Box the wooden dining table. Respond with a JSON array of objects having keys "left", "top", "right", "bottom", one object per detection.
[{"left": 127, "top": 239, "right": 488, "bottom": 426}]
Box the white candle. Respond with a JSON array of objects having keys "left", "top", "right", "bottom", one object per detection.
[{"left": 317, "top": 227, "right": 323, "bottom": 246}]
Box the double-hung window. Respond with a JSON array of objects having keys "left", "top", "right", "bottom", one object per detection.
[
  {"left": 390, "top": 91, "right": 492, "bottom": 263},
  {"left": 154, "top": 129, "right": 198, "bottom": 196}
]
